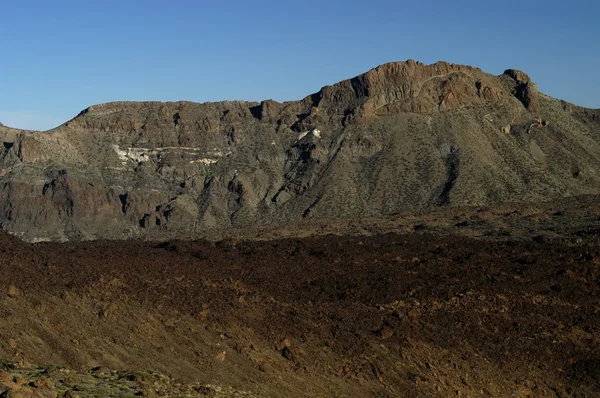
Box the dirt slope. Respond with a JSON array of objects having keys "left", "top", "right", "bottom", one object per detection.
[{"left": 1, "top": 210, "right": 600, "bottom": 396}]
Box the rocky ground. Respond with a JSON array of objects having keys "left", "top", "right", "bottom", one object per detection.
[
  {"left": 1, "top": 198, "right": 600, "bottom": 396},
  {"left": 203, "top": 194, "right": 600, "bottom": 244},
  {"left": 0, "top": 362, "right": 258, "bottom": 397}
]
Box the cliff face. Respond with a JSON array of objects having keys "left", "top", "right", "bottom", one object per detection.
[{"left": 1, "top": 60, "right": 599, "bottom": 241}]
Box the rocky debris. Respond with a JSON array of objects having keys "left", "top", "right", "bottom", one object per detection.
[
  {"left": 0, "top": 61, "right": 598, "bottom": 242},
  {"left": 7, "top": 286, "right": 22, "bottom": 299},
  {"left": 376, "top": 325, "right": 395, "bottom": 340},
  {"left": 0, "top": 209, "right": 600, "bottom": 395},
  {"left": 0, "top": 365, "right": 257, "bottom": 398},
  {"left": 215, "top": 351, "right": 227, "bottom": 362}
]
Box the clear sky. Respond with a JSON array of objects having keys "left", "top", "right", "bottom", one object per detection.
[{"left": 1, "top": 0, "right": 598, "bottom": 130}]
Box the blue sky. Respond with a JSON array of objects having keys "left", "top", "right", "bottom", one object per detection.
[{"left": 1, "top": 0, "right": 598, "bottom": 130}]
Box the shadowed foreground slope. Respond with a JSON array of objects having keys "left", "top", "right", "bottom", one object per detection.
[{"left": 1, "top": 219, "right": 600, "bottom": 396}]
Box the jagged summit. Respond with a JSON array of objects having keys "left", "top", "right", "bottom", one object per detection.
[
  {"left": 62, "top": 60, "right": 553, "bottom": 137},
  {"left": 58, "top": 60, "right": 548, "bottom": 139},
  {"left": 0, "top": 60, "right": 599, "bottom": 242},
  {"left": 37, "top": 60, "right": 598, "bottom": 140}
]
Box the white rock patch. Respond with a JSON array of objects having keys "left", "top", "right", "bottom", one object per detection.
[
  {"left": 112, "top": 145, "right": 129, "bottom": 164},
  {"left": 112, "top": 145, "right": 227, "bottom": 167},
  {"left": 296, "top": 128, "right": 322, "bottom": 142},
  {"left": 297, "top": 132, "right": 309, "bottom": 141},
  {"left": 112, "top": 145, "right": 150, "bottom": 165},
  {"left": 190, "top": 158, "right": 218, "bottom": 165}
]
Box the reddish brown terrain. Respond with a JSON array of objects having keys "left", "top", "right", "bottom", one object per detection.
[
  {"left": 0, "top": 60, "right": 599, "bottom": 397},
  {"left": 1, "top": 198, "right": 600, "bottom": 397}
]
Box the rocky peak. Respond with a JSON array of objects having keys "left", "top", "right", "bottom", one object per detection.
[
  {"left": 300, "top": 60, "right": 518, "bottom": 125},
  {"left": 249, "top": 100, "right": 284, "bottom": 123},
  {"left": 502, "top": 69, "right": 540, "bottom": 114},
  {"left": 60, "top": 61, "right": 544, "bottom": 140}
]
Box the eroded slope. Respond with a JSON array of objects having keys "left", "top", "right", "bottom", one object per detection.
[
  {"left": 0, "top": 61, "right": 599, "bottom": 241},
  {"left": 1, "top": 222, "right": 600, "bottom": 396}
]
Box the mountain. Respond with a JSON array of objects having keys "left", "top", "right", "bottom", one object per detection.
[{"left": 1, "top": 60, "right": 599, "bottom": 242}]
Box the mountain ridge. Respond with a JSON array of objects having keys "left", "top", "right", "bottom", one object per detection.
[
  {"left": 1, "top": 60, "right": 599, "bottom": 242},
  {"left": 58, "top": 60, "right": 599, "bottom": 130}
]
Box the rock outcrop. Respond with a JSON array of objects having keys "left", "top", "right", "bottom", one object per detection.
[
  {"left": 502, "top": 69, "right": 541, "bottom": 115},
  {"left": 0, "top": 60, "right": 598, "bottom": 241}
]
